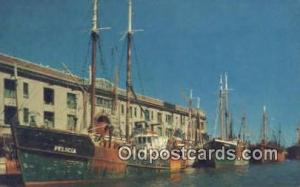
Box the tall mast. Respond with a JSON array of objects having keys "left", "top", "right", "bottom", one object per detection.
[
  {"left": 261, "top": 106, "right": 268, "bottom": 145},
  {"left": 89, "top": 0, "right": 99, "bottom": 130},
  {"left": 14, "top": 64, "right": 20, "bottom": 123},
  {"left": 239, "top": 115, "right": 247, "bottom": 142},
  {"left": 126, "top": 0, "right": 133, "bottom": 142},
  {"left": 224, "top": 73, "right": 231, "bottom": 140},
  {"left": 278, "top": 123, "right": 281, "bottom": 146},
  {"left": 219, "top": 75, "right": 225, "bottom": 140},
  {"left": 112, "top": 66, "right": 119, "bottom": 115},
  {"left": 195, "top": 97, "right": 201, "bottom": 144},
  {"left": 297, "top": 127, "right": 300, "bottom": 145},
  {"left": 188, "top": 89, "right": 193, "bottom": 141}
]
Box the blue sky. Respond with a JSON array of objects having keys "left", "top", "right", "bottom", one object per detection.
[{"left": 1, "top": 0, "right": 300, "bottom": 146}]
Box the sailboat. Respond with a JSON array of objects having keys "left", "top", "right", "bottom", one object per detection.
[
  {"left": 250, "top": 106, "right": 286, "bottom": 163},
  {"left": 195, "top": 73, "right": 249, "bottom": 168},
  {"left": 11, "top": 0, "right": 185, "bottom": 186},
  {"left": 287, "top": 127, "right": 300, "bottom": 160}
]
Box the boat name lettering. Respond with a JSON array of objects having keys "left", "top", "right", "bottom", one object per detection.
[{"left": 54, "top": 146, "right": 77, "bottom": 154}]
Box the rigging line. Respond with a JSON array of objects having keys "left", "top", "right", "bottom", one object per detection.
[
  {"left": 213, "top": 90, "right": 222, "bottom": 138},
  {"left": 213, "top": 97, "right": 219, "bottom": 138},
  {"left": 130, "top": 86, "right": 145, "bottom": 115},
  {"left": 110, "top": 46, "right": 118, "bottom": 81},
  {"left": 132, "top": 37, "right": 145, "bottom": 95},
  {"left": 97, "top": 37, "right": 107, "bottom": 79},
  {"left": 81, "top": 38, "right": 92, "bottom": 82},
  {"left": 113, "top": 38, "right": 126, "bottom": 90},
  {"left": 119, "top": 38, "right": 126, "bottom": 80}
]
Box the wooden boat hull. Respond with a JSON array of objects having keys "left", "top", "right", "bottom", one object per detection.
[
  {"left": 194, "top": 139, "right": 249, "bottom": 168},
  {"left": 287, "top": 145, "right": 300, "bottom": 160},
  {"left": 12, "top": 125, "right": 184, "bottom": 186},
  {"left": 250, "top": 144, "right": 286, "bottom": 163}
]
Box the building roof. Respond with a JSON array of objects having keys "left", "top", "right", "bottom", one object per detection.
[{"left": 0, "top": 53, "right": 206, "bottom": 118}]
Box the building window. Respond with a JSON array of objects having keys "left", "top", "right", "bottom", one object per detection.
[
  {"left": 157, "top": 112, "right": 162, "bottom": 123},
  {"left": 4, "top": 106, "right": 17, "bottom": 125},
  {"left": 96, "top": 97, "right": 112, "bottom": 108},
  {"left": 23, "top": 82, "right": 29, "bottom": 98},
  {"left": 144, "top": 109, "right": 150, "bottom": 121},
  {"left": 121, "top": 104, "right": 124, "bottom": 115},
  {"left": 166, "top": 128, "right": 174, "bottom": 137},
  {"left": 67, "top": 93, "right": 77, "bottom": 109},
  {"left": 180, "top": 115, "right": 185, "bottom": 125},
  {"left": 151, "top": 111, "right": 154, "bottom": 120},
  {"left": 44, "top": 111, "right": 54, "bottom": 128},
  {"left": 130, "top": 107, "right": 133, "bottom": 118},
  {"left": 67, "top": 115, "right": 77, "bottom": 131},
  {"left": 134, "top": 107, "right": 137, "bottom": 117},
  {"left": 23, "top": 108, "right": 29, "bottom": 123},
  {"left": 166, "top": 114, "right": 173, "bottom": 124},
  {"left": 44, "top": 88, "right": 54, "bottom": 105},
  {"left": 4, "top": 79, "right": 16, "bottom": 98},
  {"left": 157, "top": 127, "right": 162, "bottom": 136},
  {"left": 29, "top": 115, "right": 37, "bottom": 127}
]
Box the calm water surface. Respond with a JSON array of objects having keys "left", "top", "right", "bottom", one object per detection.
[
  {"left": 2, "top": 160, "right": 300, "bottom": 187},
  {"left": 96, "top": 160, "right": 300, "bottom": 187}
]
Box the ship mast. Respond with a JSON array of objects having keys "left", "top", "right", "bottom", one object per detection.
[
  {"left": 278, "top": 123, "right": 282, "bottom": 146},
  {"left": 14, "top": 64, "right": 20, "bottom": 123},
  {"left": 261, "top": 106, "right": 268, "bottom": 145},
  {"left": 224, "top": 73, "right": 230, "bottom": 140},
  {"left": 297, "top": 127, "right": 300, "bottom": 145},
  {"left": 195, "top": 97, "right": 202, "bottom": 144},
  {"left": 219, "top": 75, "right": 225, "bottom": 140},
  {"left": 187, "top": 89, "right": 193, "bottom": 141},
  {"left": 239, "top": 115, "right": 247, "bottom": 142},
  {"left": 89, "top": 0, "right": 99, "bottom": 130},
  {"left": 126, "top": 0, "right": 133, "bottom": 142}
]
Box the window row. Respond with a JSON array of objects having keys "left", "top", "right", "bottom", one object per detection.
[
  {"left": 4, "top": 79, "right": 77, "bottom": 109},
  {"left": 119, "top": 104, "right": 187, "bottom": 125},
  {"left": 3, "top": 106, "right": 77, "bottom": 131},
  {"left": 96, "top": 97, "right": 112, "bottom": 109}
]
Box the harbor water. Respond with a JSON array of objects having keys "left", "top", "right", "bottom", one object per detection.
[{"left": 2, "top": 160, "right": 300, "bottom": 187}]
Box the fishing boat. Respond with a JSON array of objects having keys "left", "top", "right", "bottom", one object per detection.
[
  {"left": 201, "top": 139, "right": 248, "bottom": 167},
  {"left": 287, "top": 127, "right": 300, "bottom": 160},
  {"left": 11, "top": 0, "right": 185, "bottom": 186},
  {"left": 130, "top": 121, "right": 186, "bottom": 171},
  {"left": 250, "top": 106, "right": 286, "bottom": 163},
  {"left": 195, "top": 73, "right": 249, "bottom": 168}
]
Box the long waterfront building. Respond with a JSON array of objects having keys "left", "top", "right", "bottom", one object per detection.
[{"left": 0, "top": 53, "right": 206, "bottom": 141}]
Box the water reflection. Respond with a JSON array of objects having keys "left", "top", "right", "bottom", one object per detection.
[{"left": 2, "top": 161, "right": 300, "bottom": 187}]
